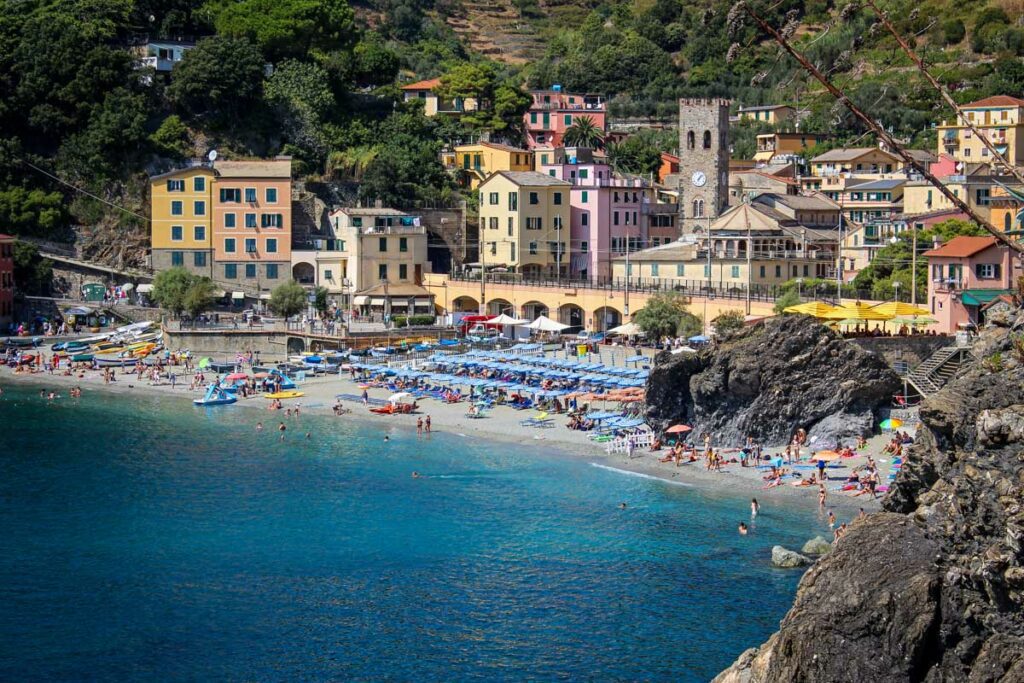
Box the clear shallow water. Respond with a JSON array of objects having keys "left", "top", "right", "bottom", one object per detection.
[{"left": 0, "top": 385, "right": 822, "bottom": 681}]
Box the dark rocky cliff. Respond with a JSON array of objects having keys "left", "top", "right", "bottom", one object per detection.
[
  {"left": 714, "top": 313, "right": 1024, "bottom": 682},
  {"left": 646, "top": 316, "right": 901, "bottom": 445}
]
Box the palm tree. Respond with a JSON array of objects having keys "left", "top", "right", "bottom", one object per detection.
[{"left": 562, "top": 115, "right": 605, "bottom": 149}]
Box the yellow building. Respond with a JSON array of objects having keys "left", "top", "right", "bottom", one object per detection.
[
  {"left": 902, "top": 175, "right": 994, "bottom": 222},
  {"left": 149, "top": 165, "right": 215, "bottom": 276},
  {"left": 737, "top": 105, "right": 795, "bottom": 125},
  {"left": 753, "top": 133, "right": 827, "bottom": 163},
  {"left": 989, "top": 184, "right": 1024, "bottom": 237},
  {"left": 400, "top": 78, "right": 479, "bottom": 117},
  {"left": 937, "top": 95, "right": 1024, "bottom": 169},
  {"left": 451, "top": 142, "right": 533, "bottom": 189},
  {"left": 476, "top": 171, "right": 571, "bottom": 277},
  {"left": 809, "top": 147, "right": 903, "bottom": 177}
]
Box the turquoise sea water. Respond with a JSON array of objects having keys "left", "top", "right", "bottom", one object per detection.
[{"left": 0, "top": 384, "right": 823, "bottom": 681}]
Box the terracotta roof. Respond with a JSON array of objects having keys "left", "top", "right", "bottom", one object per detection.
[
  {"left": 0, "top": 233, "right": 13, "bottom": 240},
  {"left": 963, "top": 95, "right": 1024, "bottom": 109},
  {"left": 401, "top": 78, "right": 441, "bottom": 90},
  {"left": 660, "top": 152, "right": 679, "bottom": 162},
  {"left": 215, "top": 159, "right": 292, "bottom": 179},
  {"left": 922, "top": 236, "right": 999, "bottom": 258}
]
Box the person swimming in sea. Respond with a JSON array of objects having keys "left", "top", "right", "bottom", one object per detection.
[
  {"left": 256, "top": 422, "right": 263, "bottom": 432},
  {"left": 618, "top": 502, "right": 628, "bottom": 510},
  {"left": 738, "top": 522, "right": 748, "bottom": 535},
  {"left": 384, "top": 435, "right": 390, "bottom": 442},
  {"left": 412, "top": 471, "right": 421, "bottom": 478}
]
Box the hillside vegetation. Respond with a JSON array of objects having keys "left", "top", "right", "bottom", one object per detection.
[{"left": 1, "top": 0, "right": 1022, "bottom": 276}]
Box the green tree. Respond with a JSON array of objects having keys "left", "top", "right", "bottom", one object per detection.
[
  {"left": 151, "top": 267, "right": 196, "bottom": 318},
  {"left": 773, "top": 289, "right": 801, "bottom": 314},
  {"left": 489, "top": 83, "right": 531, "bottom": 136},
  {"left": 607, "top": 135, "right": 661, "bottom": 175},
  {"left": 55, "top": 87, "right": 149, "bottom": 183},
  {"left": 183, "top": 276, "right": 217, "bottom": 317},
  {"left": 269, "top": 280, "right": 308, "bottom": 318},
  {"left": 150, "top": 114, "right": 192, "bottom": 160},
  {"left": 313, "top": 285, "right": 329, "bottom": 314},
  {"left": 562, "top": 115, "right": 605, "bottom": 148},
  {"left": 853, "top": 219, "right": 985, "bottom": 301},
  {"left": 167, "top": 36, "right": 264, "bottom": 128},
  {"left": 0, "top": 187, "right": 65, "bottom": 237},
  {"left": 633, "top": 292, "right": 698, "bottom": 338},
  {"left": 352, "top": 35, "right": 399, "bottom": 87},
  {"left": 712, "top": 310, "right": 745, "bottom": 337},
  {"left": 211, "top": 0, "right": 356, "bottom": 61},
  {"left": 12, "top": 241, "right": 54, "bottom": 296}
]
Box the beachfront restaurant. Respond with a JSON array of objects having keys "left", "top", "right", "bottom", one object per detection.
[{"left": 352, "top": 282, "right": 436, "bottom": 320}]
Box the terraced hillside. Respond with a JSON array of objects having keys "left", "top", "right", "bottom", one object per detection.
[{"left": 443, "top": 0, "right": 548, "bottom": 64}]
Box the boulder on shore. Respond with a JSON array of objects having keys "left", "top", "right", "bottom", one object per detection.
[
  {"left": 771, "top": 545, "right": 811, "bottom": 568},
  {"left": 646, "top": 316, "right": 900, "bottom": 446},
  {"left": 716, "top": 308, "right": 1024, "bottom": 682},
  {"left": 801, "top": 536, "right": 832, "bottom": 555}
]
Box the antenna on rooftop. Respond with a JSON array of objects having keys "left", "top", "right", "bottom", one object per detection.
[{"left": 208, "top": 149, "right": 217, "bottom": 168}]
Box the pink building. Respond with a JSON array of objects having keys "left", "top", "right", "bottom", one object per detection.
[
  {"left": 923, "top": 235, "right": 1018, "bottom": 333},
  {"left": 540, "top": 148, "right": 653, "bottom": 281},
  {"left": 525, "top": 89, "right": 606, "bottom": 151}
]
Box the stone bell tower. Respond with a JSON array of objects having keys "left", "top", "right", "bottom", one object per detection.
[{"left": 677, "top": 98, "right": 730, "bottom": 234}]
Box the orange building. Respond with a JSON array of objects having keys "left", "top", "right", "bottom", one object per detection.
[{"left": 211, "top": 158, "right": 293, "bottom": 293}]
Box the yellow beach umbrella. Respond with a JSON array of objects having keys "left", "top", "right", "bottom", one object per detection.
[
  {"left": 871, "top": 301, "right": 931, "bottom": 317},
  {"left": 821, "top": 301, "right": 894, "bottom": 321},
  {"left": 783, "top": 301, "right": 839, "bottom": 318}
]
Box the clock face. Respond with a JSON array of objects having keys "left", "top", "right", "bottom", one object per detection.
[{"left": 691, "top": 171, "right": 707, "bottom": 187}]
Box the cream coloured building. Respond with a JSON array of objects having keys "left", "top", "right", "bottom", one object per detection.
[
  {"left": 937, "top": 95, "right": 1024, "bottom": 169},
  {"left": 476, "top": 171, "right": 572, "bottom": 277},
  {"left": 610, "top": 200, "right": 839, "bottom": 291},
  {"left": 808, "top": 147, "right": 904, "bottom": 177}
]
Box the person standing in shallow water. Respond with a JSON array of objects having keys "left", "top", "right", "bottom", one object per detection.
[
  {"left": 425, "top": 415, "right": 431, "bottom": 434},
  {"left": 751, "top": 498, "right": 760, "bottom": 517},
  {"left": 416, "top": 417, "right": 423, "bottom": 435}
]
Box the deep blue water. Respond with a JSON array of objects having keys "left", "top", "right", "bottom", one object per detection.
[{"left": 0, "top": 383, "right": 823, "bottom": 681}]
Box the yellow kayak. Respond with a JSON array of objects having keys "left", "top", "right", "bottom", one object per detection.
[{"left": 265, "top": 391, "right": 305, "bottom": 399}]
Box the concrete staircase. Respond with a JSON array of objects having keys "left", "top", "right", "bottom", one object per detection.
[{"left": 906, "top": 343, "right": 972, "bottom": 397}]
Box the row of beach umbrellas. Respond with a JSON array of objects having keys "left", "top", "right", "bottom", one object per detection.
[{"left": 783, "top": 300, "right": 935, "bottom": 325}]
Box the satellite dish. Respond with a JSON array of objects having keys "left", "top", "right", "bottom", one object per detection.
[{"left": 208, "top": 150, "right": 218, "bottom": 162}]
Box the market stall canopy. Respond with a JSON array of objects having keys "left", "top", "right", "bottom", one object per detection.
[
  {"left": 136, "top": 284, "right": 154, "bottom": 294},
  {"left": 870, "top": 301, "right": 931, "bottom": 317},
  {"left": 665, "top": 424, "right": 692, "bottom": 433},
  {"left": 783, "top": 301, "right": 839, "bottom": 317},
  {"left": 607, "top": 322, "right": 644, "bottom": 336},
  {"left": 821, "top": 302, "right": 893, "bottom": 321},
  {"left": 64, "top": 306, "right": 93, "bottom": 316},
  {"left": 231, "top": 291, "right": 245, "bottom": 300},
  {"left": 120, "top": 283, "right": 134, "bottom": 292},
  {"left": 525, "top": 315, "right": 568, "bottom": 332}
]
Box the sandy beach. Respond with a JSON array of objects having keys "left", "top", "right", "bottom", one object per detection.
[{"left": 2, "top": 344, "right": 905, "bottom": 517}]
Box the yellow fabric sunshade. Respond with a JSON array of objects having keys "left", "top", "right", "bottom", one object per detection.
[
  {"left": 821, "top": 301, "right": 894, "bottom": 321},
  {"left": 870, "top": 301, "right": 931, "bottom": 317},
  {"left": 783, "top": 301, "right": 839, "bottom": 317}
]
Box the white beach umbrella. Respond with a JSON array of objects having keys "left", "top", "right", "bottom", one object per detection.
[
  {"left": 388, "top": 392, "right": 413, "bottom": 403},
  {"left": 607, "top": 322, "right": 643, "bottom": 336},
  {"left": 488, "top": 313, "right": 529, "bottom": 325},
  {"left": 525, "top": 315, "right": 569, "bottom": 332}
]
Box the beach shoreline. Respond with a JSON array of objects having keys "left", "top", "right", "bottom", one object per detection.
[{"left": 1, "top": 364, "right": 886, "bottom": 514}]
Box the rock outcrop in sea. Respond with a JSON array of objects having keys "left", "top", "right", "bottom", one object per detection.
[
  {"left": 646, "top": 316, "right": 901, "bottom": 445},
  {"left": 715, "top": 309, "right": 1024, "bottom": 682}
]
